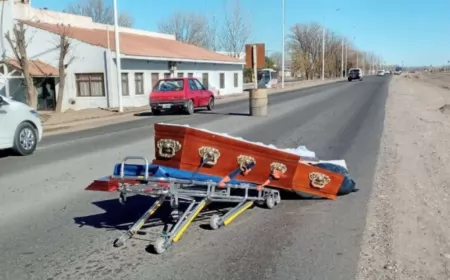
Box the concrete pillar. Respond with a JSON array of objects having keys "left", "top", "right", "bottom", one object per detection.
[{"left": 249, "top": 89, "right": 268, "bottom": 116}]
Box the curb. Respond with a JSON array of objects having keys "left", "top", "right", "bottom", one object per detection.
[{"left": 42, "top": 79, "right": 343, "bottom": 134}]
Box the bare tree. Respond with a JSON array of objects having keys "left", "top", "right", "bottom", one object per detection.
[
  {"left": 288, "top": 23, "right": 322, "bottom": 79},
  {"left": 157, "top": 12, "right": 212, "bottom": 49},
  {"left": 55, "top": 25, "right": 76, "bottom": 112},
  {"left": 269, "top": 52, "right": 283, "bottom": 69},
  {"left": 66, "top": 0, "right": 134, "bottom": 27},
  {"left": 5, "top": 23, "right": 36, "bottom": 108},
  {"left": 220, "top": 0, "right": 251, "bottom": 58},
  {"left": 207, "top": 14, "right": 219, "bottom": 51}
]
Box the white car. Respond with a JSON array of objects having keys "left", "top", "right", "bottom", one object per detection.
[
  {"left": 377, "top": 70, "right": 385, "bottom": 76},
  {"left": 0, "top": 95, "right": 43, "bottom": 155}
]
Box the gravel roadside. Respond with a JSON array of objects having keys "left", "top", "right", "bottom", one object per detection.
[{"left": 356, "top": 76, "right": 450, "bottom": 279}]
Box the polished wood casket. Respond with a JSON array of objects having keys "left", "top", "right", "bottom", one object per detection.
[{"left": 152, "top": 123, "right": 345, "bottom": 199}]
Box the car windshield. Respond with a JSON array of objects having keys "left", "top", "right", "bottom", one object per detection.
[
  {"left": 350, "top": 69, "right": 360, "bottom": 73},
  {"left": 153, "top": 79, "right": 184, "bottom": 92}
]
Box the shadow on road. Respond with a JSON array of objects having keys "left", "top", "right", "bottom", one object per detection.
[
  {"left": 196, "top": 111, "right": 250, "bottom": 116},
  {"left": 133, "top": 112, "right": 154, "bottom": 117},
  {"left": 73, "top": 189, "right": 326, "bottom": 253},
  {"left": 0, "top": 149, "right": 18, "bottom": 159}
]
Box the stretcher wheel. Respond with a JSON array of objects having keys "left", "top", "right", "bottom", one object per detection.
[
  {"left": 209, "top": 214, "right": 221, "bottom": 230},
  {"left": 275, "top": 194, "right": 281, "bottom": 205},
  {"left": 153, "top": 237, "right": 168, "bottom": 254},
  {"left": 170, "top": 200, "right": 179, "bottom": 209},
  {"left": 119, "top": 193, "right": 127, "bottom": 205},
  {"left": 113, "top": 236, "right": 126, "bottom": 248},
  {"left": 265, "top": 196, "right": 275, "bottom": 209}
]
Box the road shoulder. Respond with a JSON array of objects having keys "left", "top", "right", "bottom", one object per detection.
[{"left": 356, "top": 76, "right": 450, "bottom": 279}]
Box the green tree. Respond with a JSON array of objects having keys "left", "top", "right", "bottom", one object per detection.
[{"left": 265, "top": 56, "right": 276, "bottom": 69}]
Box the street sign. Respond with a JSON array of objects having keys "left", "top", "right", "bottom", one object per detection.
[{"left": 245, "top": 44, "right": 265, "bottom": 68}]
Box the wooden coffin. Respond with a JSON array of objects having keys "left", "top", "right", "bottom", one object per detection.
[{"left": 152, "top": 123, "right": 345, "bottom": 199}]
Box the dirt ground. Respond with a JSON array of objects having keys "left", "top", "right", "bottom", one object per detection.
[{"left": 356, "top": 74, "right": 450, "bottom": 279}]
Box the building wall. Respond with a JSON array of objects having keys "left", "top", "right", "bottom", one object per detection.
[
  {"left": 1, "top": 1, "right": 245, "bottom": 111},
  {"left": 1, "top": 25, "right": 110, "bottom": 111},
  {"left": 118, "top": 59, "right": 244, "bottom": 105}
]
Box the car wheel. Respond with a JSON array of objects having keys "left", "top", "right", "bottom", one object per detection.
[
  {"left": 360, "top": 78, "right": 363, "bottom": 81},
  {"left": 348, "top": 78, "right": 352, "bottom": 82},
  {"left": 186, "top": 100, "right": 194, "bottom": 115},
  {"left": 207, "top": 97, "right": 214, "bottom": 111},
  {"left": 152, "top": 108, "right": 161, "bottom": 115},
  {"left": 12, "top": 122, "right": 38, "bottom": 156}
]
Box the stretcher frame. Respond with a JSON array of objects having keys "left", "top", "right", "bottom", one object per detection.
[{"left": 111, "top": 156, "right": 281, "bottom": 254}]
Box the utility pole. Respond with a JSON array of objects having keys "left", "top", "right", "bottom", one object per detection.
[
  {"left": 345, "top": 42, "right": 348, "bottom": 76},
  {"left": 321, "top": 25, "right": 325, "bottom": 80},
  {"left": 362, "top": 52, "right": 365, "bottom": 74},
  {"left": 113, "top": 0, "right": 123, "bottom": 112},
  {"left": 281, "top": 0, "right": 285, "bottom": 88},
  {"left": 341, "top": 39, "right": 344, "bottom": 78}
]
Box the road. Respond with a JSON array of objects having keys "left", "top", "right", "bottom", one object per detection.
[
  {"left": 243, "top": 79, "right": 298, "bottom": 89},
  {"left": 0, "top": 76, "right": 390, "bottom": 280}
]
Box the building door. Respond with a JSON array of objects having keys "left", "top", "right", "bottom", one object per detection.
[
  {"left": 202, "top": 73, "right": 209, "bottom": 89},
  {"left": 35, "top": 77, "right": 56, "bottom": 111}
]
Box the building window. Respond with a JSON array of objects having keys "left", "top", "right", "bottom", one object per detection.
[
  {"left": 134, "top": 72, "right": 144, "bottom": 95},
  {"left": 234, "top": 73, "right": 238, "bottom": 87},
  {"left": 219, "top": 73, "right": 225, "bottom": 89},
  {"left": 188, "top": 73, "right": 194, "bottom": 77},
  {"left": 121, "top": 73, "right": 129, "bottom": 96},
  {"left": 75, "top": 73, "right": 105, "bottom": 97},
  {"left": 164, "top": 73, "right": 171, "bottom": 79},
  {"left": 151, "top": 73, "right": 159, "bottom": 89},
  {"left": 177, "top": 72, "right": 184, "bottom": 78},
  {"left": 202, "top": 73, "right": 209, "bottom": 89}
]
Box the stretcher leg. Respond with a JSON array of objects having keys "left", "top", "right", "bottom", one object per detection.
[
  {"left": 152, "top": 198, "right": 210, "bottom": 254},
  {"left": 209, "top": 200, "right": 254, "bottom": 230},
  {"left": 113, "top": 195, "right": 166, "bottom": 248}
]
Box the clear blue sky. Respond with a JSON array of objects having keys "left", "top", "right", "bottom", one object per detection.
[{"left": 33, "top": 0, "right": 450, "bottom": 66}]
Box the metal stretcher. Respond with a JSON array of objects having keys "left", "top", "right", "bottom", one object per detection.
[{"left": 109, "top": 156, "right": 281, "bottom": 254}]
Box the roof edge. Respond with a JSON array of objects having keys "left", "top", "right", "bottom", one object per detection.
[{"left": 120, "top": 54, "right": 246, "bottom": 65}]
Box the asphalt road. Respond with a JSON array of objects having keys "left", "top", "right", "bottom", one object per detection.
[{"left": 0, "top": 76, "right": 390, "bottom": 280}]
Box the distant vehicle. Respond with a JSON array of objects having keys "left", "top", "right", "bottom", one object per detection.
[
  {"left": 377, "top": 70, "right": 385, "bottom": 76},
  {"left": 257, "top": 68, "right": 278, "bottom": 88},
  {"left": 348, "top": 68, "right": 363, "bottom": 81},
  {"left": 0, "top": 95, "right": 43, "bottom": 156},
  {"left": 149, "top": 77, "right": 215, "bottom": 115},
  {"left": 394, "top": 66, "right": 403, "bottom": 75}
]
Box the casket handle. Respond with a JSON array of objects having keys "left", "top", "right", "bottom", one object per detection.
[
  {"left": 157, "top": 139, "right": 182, "bottom": 159},
  {"left": 309, "top": 172, "right": 331, "bottom": 189},
  {"left": 270, "top": 162, "right": 287, "bottom": 173},
  {"left": 198, "top": 146, "right": 221, "bottom": 166},
  {"left": 237, "top": 155, "right": 256, "bottom": 172}
]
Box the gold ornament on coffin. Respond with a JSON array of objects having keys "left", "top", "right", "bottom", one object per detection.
[
  {"left": 237, "top": 155, "right": 256, "bottom": 172},
  {"left": 157, "top": 139, "right": 182, "bottom": 158},
  {"left": 270, "top": 162, "right": 287, "bottom": 173},
  {"left": 309, "top": 172, "right": 331, "bottom": 189},
  {"left": 199, "top": 146, "right": 221, "bottom": 166}
]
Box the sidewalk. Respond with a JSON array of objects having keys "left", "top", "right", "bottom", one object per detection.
[{"left": 42, "top": 78, "right": 343, "bottom": 136}]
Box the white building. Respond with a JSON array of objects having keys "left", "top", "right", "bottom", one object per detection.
[{"left": 0, "top": 0, "right": 245, "bottom": 111}]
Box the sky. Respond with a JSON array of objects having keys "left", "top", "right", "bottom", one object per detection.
[{"left": 32, "top": 0, "right": 450, "bottom": 67}]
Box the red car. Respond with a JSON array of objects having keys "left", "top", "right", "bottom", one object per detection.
[{"left": 149, "top": 77, "right": 215, "bottom": 115}]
